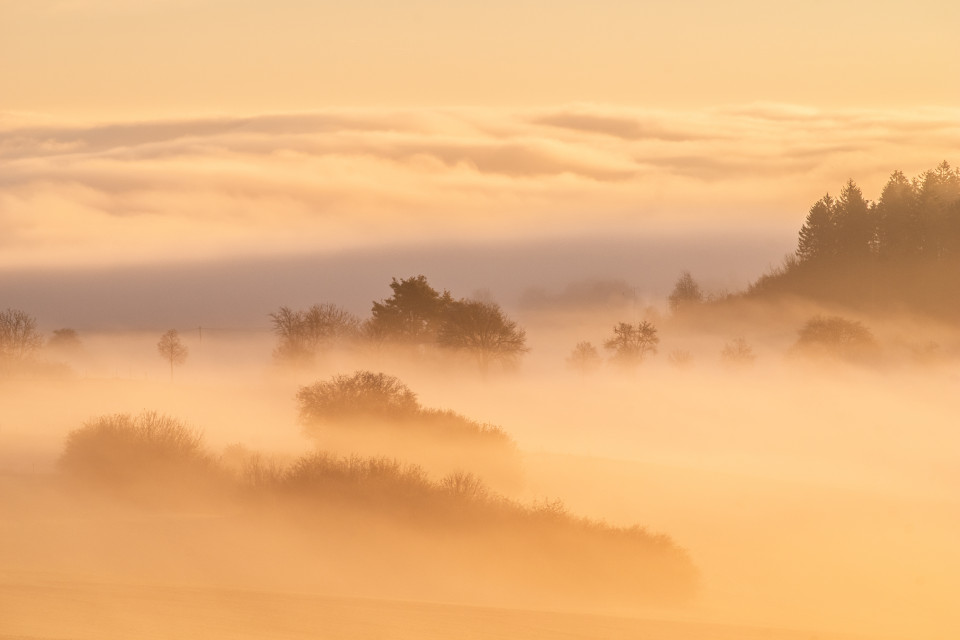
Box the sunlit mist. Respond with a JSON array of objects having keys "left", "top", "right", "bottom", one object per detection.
[{"left": 2, "top": 2, "right": 958, "bottom": 639}]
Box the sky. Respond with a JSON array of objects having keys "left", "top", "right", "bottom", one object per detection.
[{"left": 1, "top": 0, "right": 959, "bottom": 276}]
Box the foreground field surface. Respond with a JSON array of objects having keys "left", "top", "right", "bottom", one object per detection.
[{"left": 1, "top": 579, "right": 866, "bottom": 640}]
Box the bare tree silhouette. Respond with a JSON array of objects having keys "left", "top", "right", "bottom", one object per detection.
[
  {"left": 438, "top": 299, "right": 528, "bottom": 373},
  {"left": 0, "top": 308, "right": 43, "bottom": 365},
  {"left": 604, "top": 321, "right": 659, "bottom": 366},
  {"left": 157, "top": 329, "right": 188, "bottom": 381},
  {"left": 567, "top": 341, "right": 601, "bottom": 374}
]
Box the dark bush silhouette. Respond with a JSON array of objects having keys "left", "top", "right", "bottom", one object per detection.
[
  {"left": 281, "top": 453, "right": 435, "bottom": 508},
  {"left": 793, "top": 315, "right": 879, "bottom": 362},
  {"left": 60, "top": 411, "right": 215, "bottom": 490},
  {"left": 296, "top": 371, "right": 519, "bottom": 490},
  {"left": 297, "top": 370, "right": 511, "bottom": 442},
  {"left": 297, "top": 371, "right": 420, "bottom": 428}
]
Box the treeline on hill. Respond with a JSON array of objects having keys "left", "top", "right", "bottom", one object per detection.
[
  {"left": 749, "top": 161, "right": 960, "bottom": 318},
  {"left": 271, "top": 275, "right": 527, "bottom": 372},
  {"left": 56, "top": 409, "right": 697, "bottom": 605}
]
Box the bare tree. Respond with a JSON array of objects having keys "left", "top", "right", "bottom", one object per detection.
[
  {"left": 721, "top": 337, "right": 756, "bottom": 368},
  {"left": 566, "top": 341, "right": 601, "bottom": 374},
  {"left": 0, "top": 308, "right": 44, "bottom": 364},
  {"left": 603, "top": 321, "right": 659, "bottom": 366},
  {"left": 269, "top": 303, "right": 360, "bottom": 366},
  {"left": 437, "top": 300, "right": 528, "bottom": 373},
  {"left": 157, "top": 329, "right": 188, "bottom": 381}
]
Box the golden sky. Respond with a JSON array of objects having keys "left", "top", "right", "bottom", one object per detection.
[
  {"left": 1, "top": 0, "right": 958, "bottom": 267},
  {"left": 3, "top": 0, "right": 959, "bottom": 116}
]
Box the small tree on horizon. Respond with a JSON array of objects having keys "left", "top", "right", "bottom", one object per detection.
[
  {"left": 566, "top": 341, "right": 602, "bottom": 374},
  {"left": 0, "top": 308, "right": 44, "bottom": 365},
  {"left": 721, "top": 337, "right": 756, "bottom": 368},
  {"left": 157, "top": 329, "right": 189, "bottom": 381},
  {"left": 603, "top": 321, "right": 659, "bottom": 366},
  {"left": 668, "top": 271, "right": 704, "bottom": 313}
]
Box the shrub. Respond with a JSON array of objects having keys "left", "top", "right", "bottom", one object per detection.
[
  {"left": 220, "top": 443, "right": 287, "bottom": 489},
  {"left": 262, "top": 451, "right": 696, "bottom": 601},
  {"left": 60, "top": 411, "right": 212, "bottom": 486},
  {"left": 294, "top": 372, "right": 520, "bottom": 492},
  {"left": 793, "top": 315, "right": 879, "bottom": 362},
  {"left": 440, "top": 471, "right": 489, "bottom": 500},
  {"left": 280, "top": 453, "right": 435, "bottom": 510},
  {"left": 721, "top": 337, "right": 756, "bottom": 367},
  {"left": 415, "top": 408, "right": 514, "bottom": 446},
  {"left": 297, "top": 371, "right": 420, "bottom": 430},
  {"left": 297, "top": 371, "right": 514, "bottom": 445}
]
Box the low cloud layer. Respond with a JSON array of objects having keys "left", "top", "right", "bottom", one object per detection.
[{"left": 2, "top": 104, "right": 959, "bottom": 268}]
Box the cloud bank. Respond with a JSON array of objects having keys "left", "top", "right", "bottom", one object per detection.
[{"left": 2, "top": 104, "right": 958, "bottom": 268}]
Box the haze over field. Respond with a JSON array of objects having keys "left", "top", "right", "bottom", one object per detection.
[{"left": 2, "top": 1, "right": 959, "bottom": 640}]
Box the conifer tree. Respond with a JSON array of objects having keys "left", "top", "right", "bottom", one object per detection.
[
  {"left": 796, "top": 194, "right": 835, "bottom": 263},
  {"left": 875, "top": 170, "right": 919, "bottom": 261},
  {"left": 833, "top": 180, "right": 873, "bottom": 261}
]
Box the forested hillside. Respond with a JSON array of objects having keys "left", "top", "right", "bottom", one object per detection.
[{"left": 749, "top": 161, "right": 960, "bottom": 318}]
